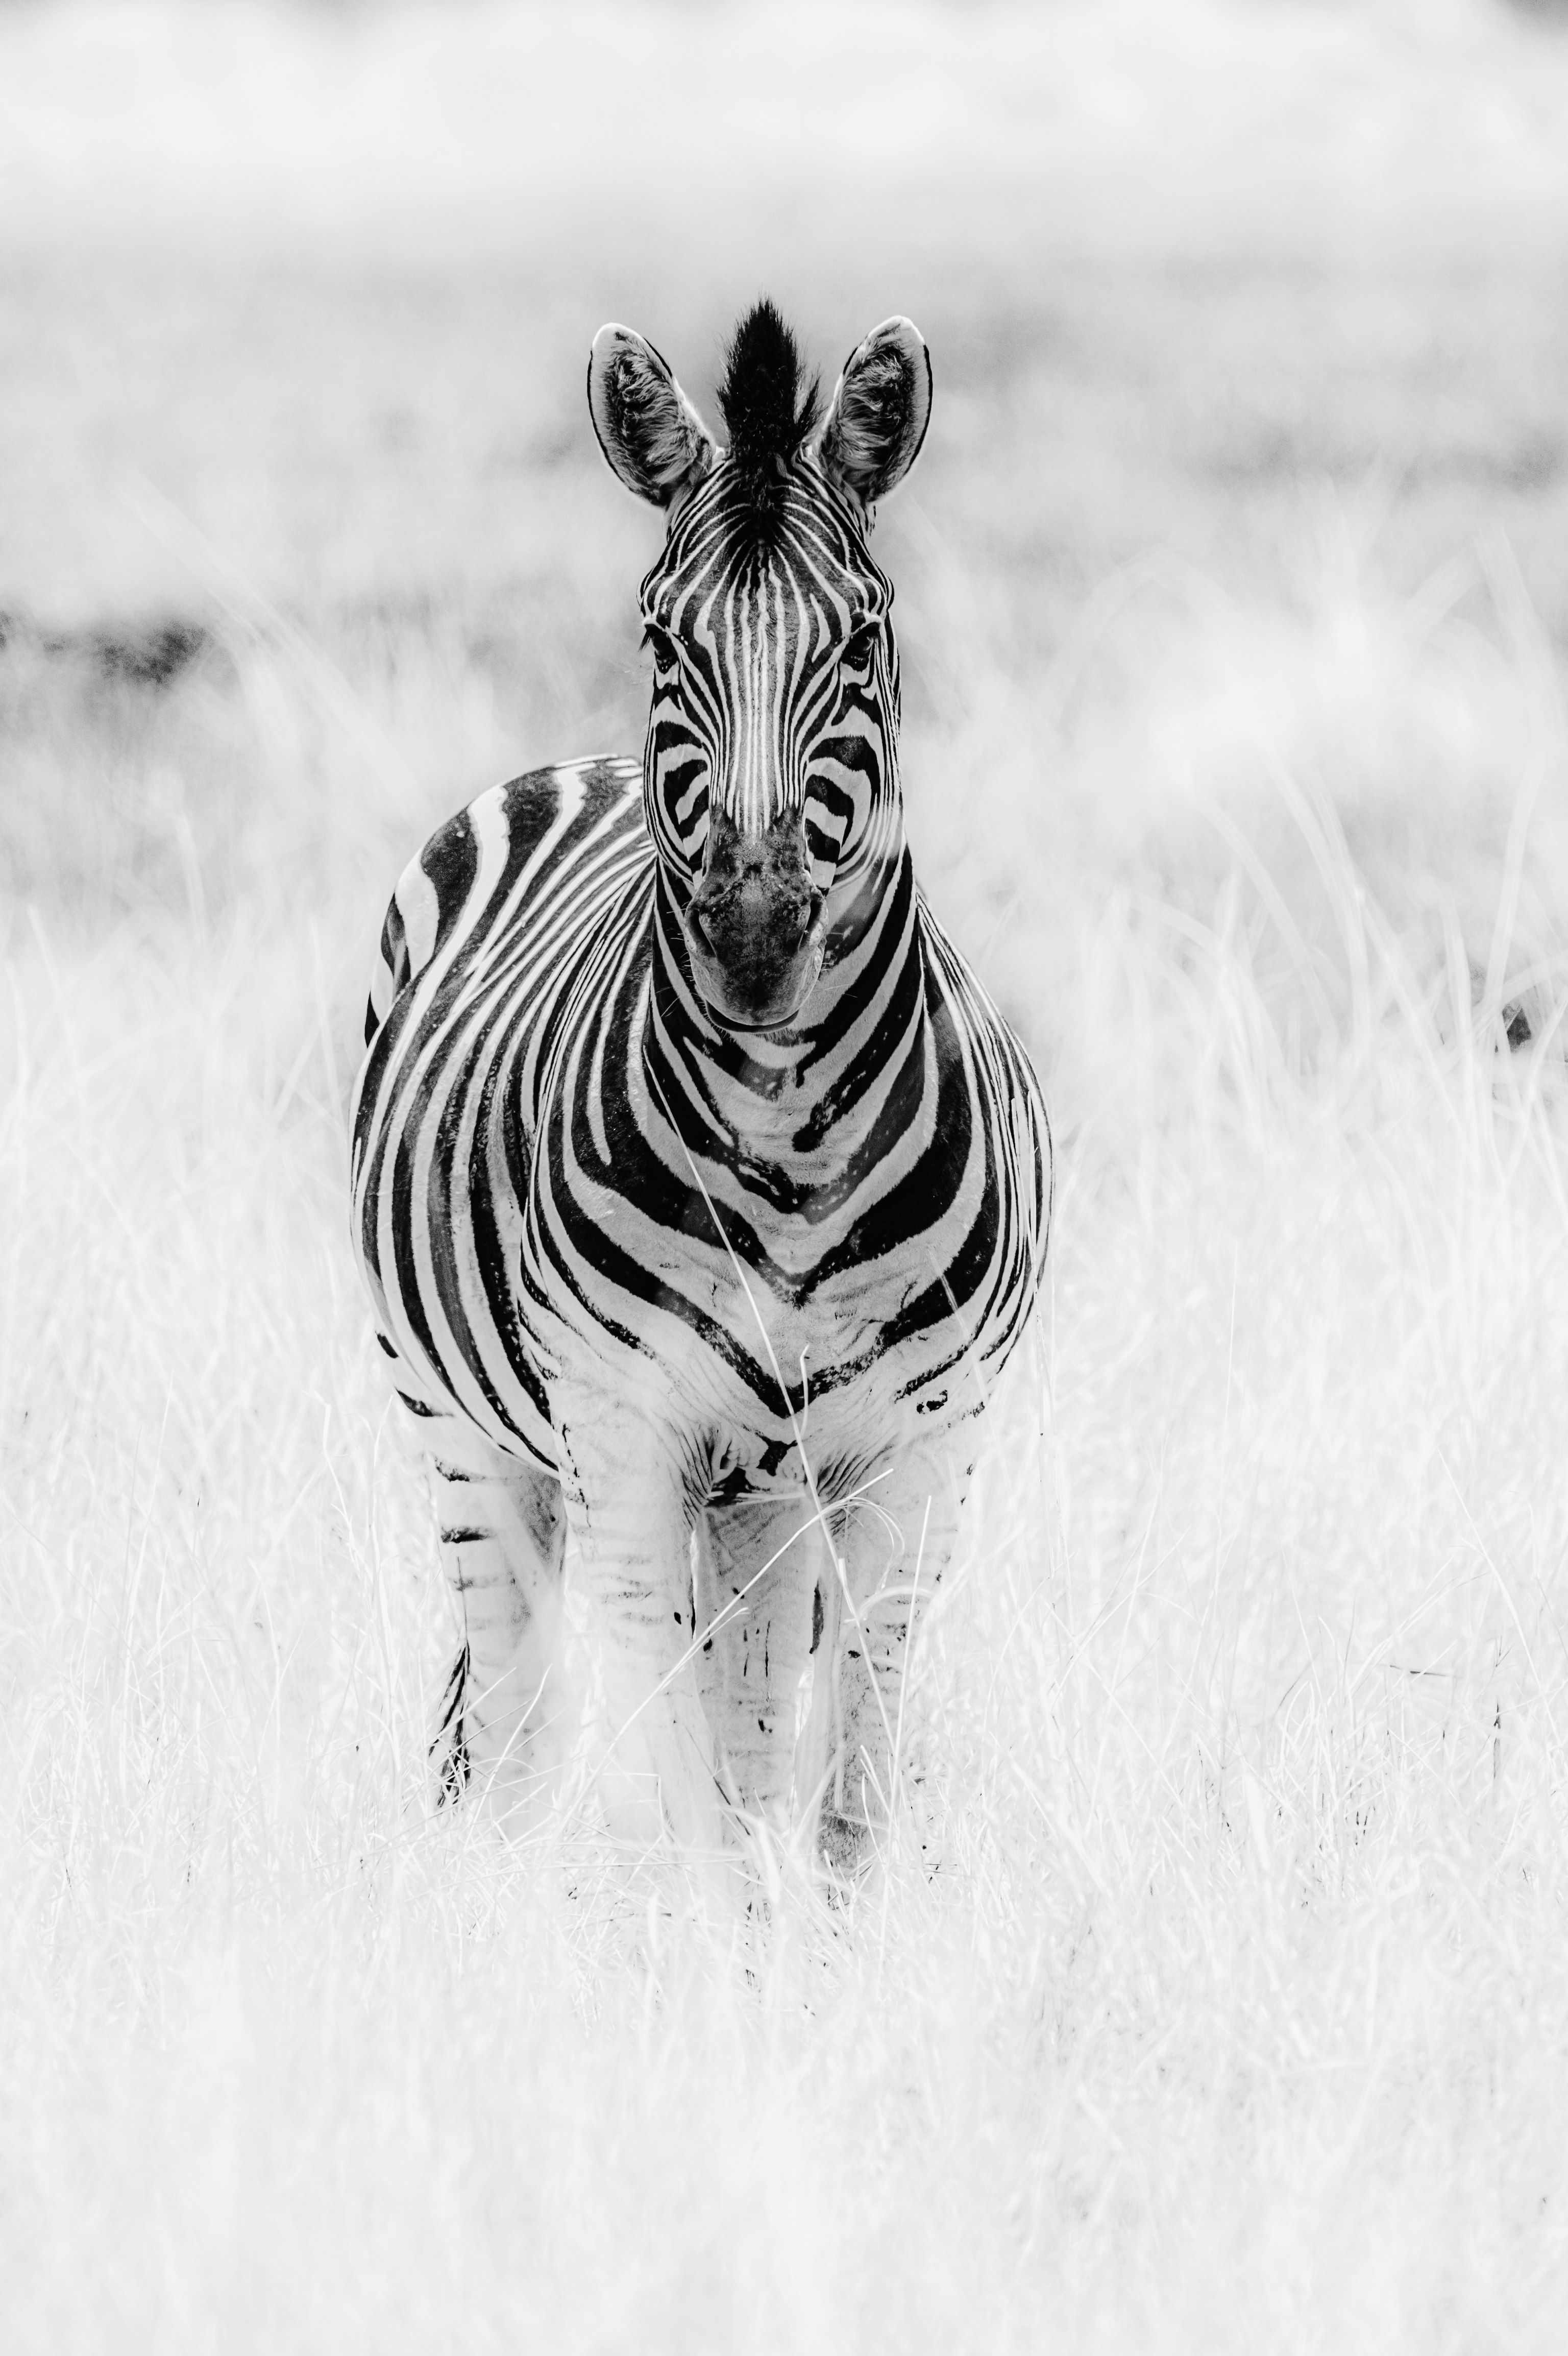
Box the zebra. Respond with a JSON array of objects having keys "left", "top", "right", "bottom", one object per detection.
[{"left": 350, "top": 300, "right": 1050, "bottom": 1884}]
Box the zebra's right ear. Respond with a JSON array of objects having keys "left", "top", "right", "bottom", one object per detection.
[{"left": 588, "top": 326, "right": 718, "bottom": 509}]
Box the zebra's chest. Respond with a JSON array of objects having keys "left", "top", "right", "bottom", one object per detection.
[
  {"left": 520, "top": 1093, "right": 964, "bottom": 1462},
  {"left": 563, "top": 1173, "right": 916, "bottom": 1375},
  {"left": 504, "top": 909, "right": 1033, "bottom": 1469}
]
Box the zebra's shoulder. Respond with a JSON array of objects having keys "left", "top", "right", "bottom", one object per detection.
[{"left": 362, "top": 758, "right": 644, "bottom": 1044}]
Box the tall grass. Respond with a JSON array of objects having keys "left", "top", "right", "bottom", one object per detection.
[{"left": 4, "top": 540, "right": 1566, "bottom": 2344}]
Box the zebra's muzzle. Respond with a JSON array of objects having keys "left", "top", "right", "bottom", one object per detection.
[{"left": 683, "top": 809, "right": 827, "bottom": 1031}]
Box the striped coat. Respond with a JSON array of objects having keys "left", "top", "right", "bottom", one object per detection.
[{"left": 350, "top": 305, "right": 1050, "bottom": 1880}]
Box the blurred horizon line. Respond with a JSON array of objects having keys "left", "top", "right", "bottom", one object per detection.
[{"left": 2, "top": 0, "right": 1566, "bottom": 262}]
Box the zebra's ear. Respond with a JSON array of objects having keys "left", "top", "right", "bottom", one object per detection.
[
  {"left": 588, "top": 325, "right": 718, "bottom": 509},
  {"left": 815, "top": 317, "right": 932, "bottom": 511}
]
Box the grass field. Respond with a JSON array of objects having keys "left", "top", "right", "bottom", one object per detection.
[{"left": 4, "top": 2, "right": 1568, "bottom": 2347}]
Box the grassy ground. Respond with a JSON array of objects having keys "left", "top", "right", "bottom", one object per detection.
[{"left": 4, "top": 2, "right": 1568, "bottom": 2348}]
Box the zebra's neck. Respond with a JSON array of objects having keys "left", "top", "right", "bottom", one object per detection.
[{"left": 645, "top": 849, "right": 928, "bottom": 1176}]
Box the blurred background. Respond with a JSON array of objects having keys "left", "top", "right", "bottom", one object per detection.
[{"left": 5, "top": 0, "right": 1567, "bottom": 1107}]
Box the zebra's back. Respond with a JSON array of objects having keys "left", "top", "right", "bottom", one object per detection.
[{"left": 350, "top": 757, "right": 651, "bottom": 1469}]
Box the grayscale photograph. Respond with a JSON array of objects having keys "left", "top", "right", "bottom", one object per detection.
[{"left": 2, "top": 0, "right": 1566, "bottom": 2346}]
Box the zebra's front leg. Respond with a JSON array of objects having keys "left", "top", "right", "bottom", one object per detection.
[
  {"left": 554, "top": 1397, "right": 737, "bottom": 1890},
  {"left": 801, "top": 1450, "right": 966, "bottom": 1876},
  {"left": 419, "top": 1406, "right": 572, "bottom": 1819},
  {"left": 693, "top": 1494, "right": 825, "bottom": 1833}
]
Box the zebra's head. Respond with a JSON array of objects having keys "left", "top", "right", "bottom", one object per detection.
[{"left": 588, "top": 300, "right": 931, "bottom": 1032}]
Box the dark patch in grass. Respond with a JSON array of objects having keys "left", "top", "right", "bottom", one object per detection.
[
  {"left": 74, "top": 620, "right": 211, "bottom": 689},
  {"left": 0, "top": 613, "right": 212, "bottom": 690}
]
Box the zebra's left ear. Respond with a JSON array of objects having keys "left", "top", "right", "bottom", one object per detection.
[
  {"left": 815, "top": 317, "right": 932, "bottom": 511},
  {"left": 588, "top": 325, "right": 718, "bottom": 509}
]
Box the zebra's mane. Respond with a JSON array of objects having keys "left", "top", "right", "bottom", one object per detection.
[{"left": 716, "top": 300, "right": 822, "bottom": 519}]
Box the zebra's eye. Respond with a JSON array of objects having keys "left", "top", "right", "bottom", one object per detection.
[
  {"left": 642, "top": 624, "right": 677, "bottom": 670},
  {"left": 842, "top": 624, "right": 878, "bottom": 672}
]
